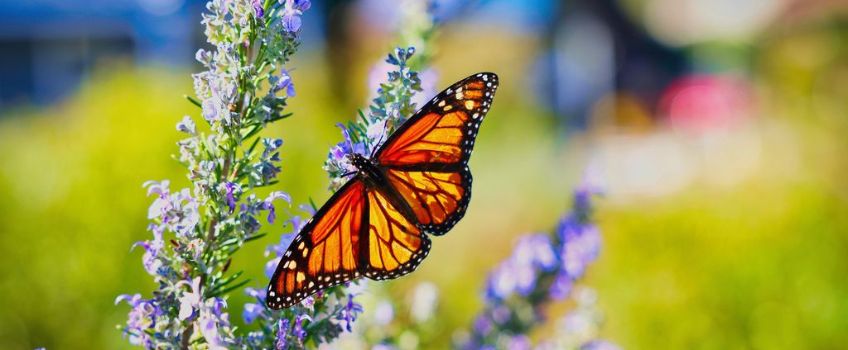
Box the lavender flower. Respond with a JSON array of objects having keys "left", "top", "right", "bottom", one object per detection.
[
  {"left": 324, "top": 47, "right": 425, "bottom": 190},
  {"left": 177, "top": 115, "right": 197, "bottom": 134},
  {"left": 243, "top": 302, "right": 264, "bottom": 324},
  {"left": 251, "top": 0, "right": 264, "bottom": 18},
  {"left": 459, "top": 184, "right": 617, "bottom": 349},
  {"left": 178, "top": 277, "right": 203, "bottom": 320},
  {"left": 281, "top": 0, "right": 311, "bottom": 33},
  {"left": 272, "top": 69, "right": 296, "bottom": 97},
  {"left": 144, "top": 180, "right": 200, "bottom": 238},
  {"left": 118, "top": 0, "right": 313, "bottom": 347},
  {"left": 115, "top": 294, "right": 162, "bottom": 347},
  {"left": 338, "top": 294, "right": 365, "bottom": 332}
]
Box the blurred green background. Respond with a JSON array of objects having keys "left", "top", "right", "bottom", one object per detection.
[{"left": 1, "top": 0, "right": 847, "bottom": 348}]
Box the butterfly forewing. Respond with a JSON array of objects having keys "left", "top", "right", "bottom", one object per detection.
[
  {"left": 377, "top": 72, "right": 498, "bottom": 234},
  {"left": 376, "top": 72, "right": 498, "bottom": 167},
  {"left": 267, "top": 180, "right": 366, "bottom": 309}
]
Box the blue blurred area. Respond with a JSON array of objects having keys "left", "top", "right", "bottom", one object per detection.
[
  {"left": 0, "top": 0, "right": 643, "bottom": 127},
  {"left": 0, "top": 0, "right": 207, "bottom": 105}
]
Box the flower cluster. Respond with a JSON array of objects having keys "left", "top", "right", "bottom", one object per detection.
[
  {"left": 236, "top": 43, "right": 437, "bottom": 349},
  {"left": 324, "top": 47, "right": 427, "bottom": 190},
  {"left": 457, "top": 183, "right": 617, "bottom": 350},
  {"left": 235, "top": 1, "right": 443, "bottom": 348},
  {"left": 117, "top": 0, "right": 312, "bottom": 348},
  {"left": 238, "top": 208, "right": 368, "bottom": 348}
]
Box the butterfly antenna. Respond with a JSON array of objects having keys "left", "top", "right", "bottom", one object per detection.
[{"left": 370, "top": 131, "right": 386, "bottom": 159}]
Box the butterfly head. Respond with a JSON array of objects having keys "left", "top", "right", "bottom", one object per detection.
[{"left": 347, "top": 153, "right": 371, "bottom": 171}]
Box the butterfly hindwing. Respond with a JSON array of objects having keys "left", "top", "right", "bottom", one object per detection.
[
  {"left": 363, "top": 187, "right": 432, "bottom": 280},
  {"left": 267, "top": 180, "right": 366, "bottom": 309},
  {"left": 376, "top": 72, "right": 498, "bottom": 234},
  {"left": 385, "top": 167, "right": 471, "bottom": 234}
]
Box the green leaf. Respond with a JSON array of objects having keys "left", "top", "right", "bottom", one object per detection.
[
  {"left": 267, "top": 112, "right": 293, "bottom": 123},
  {"left": 185, "top": 95, "right": 202, "bottom": 108},
  {"left": 210, "top": 278, "right": 251, "bottom": 297}
]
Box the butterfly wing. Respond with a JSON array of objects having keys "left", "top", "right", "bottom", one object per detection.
[
  {"left": 266, "top": 180, "right": 367, "bottom": 309},
  {"left": 363, "top": 187, "right": 432, "bottom": 280},
  {"left": 376, "top": 72, "right": 498, "bottom": 234}
]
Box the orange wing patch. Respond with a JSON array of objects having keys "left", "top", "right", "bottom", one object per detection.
[
  {"left": 267, "top": 180, "right": 366, "bottom": 309},
  {"left": 387, "top": 169, "right": 467, "bottom": 226},
  {"left": 363, "top": 188, "right": 431, "bottom": 280},
  {"left": 377, "top": 111, "right": 468, "bottom": 166},
  {"left": 377, "top": 73, "right": 498, "bottom": 167}
]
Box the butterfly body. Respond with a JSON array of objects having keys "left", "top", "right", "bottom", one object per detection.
[
  {"left": 267, "top": 73, "right": 499, "bottom": 309},
  {"left": 348, "top": 153, "right": 420, "bottom": 225}
]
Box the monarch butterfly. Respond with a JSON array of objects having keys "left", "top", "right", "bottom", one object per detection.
[{"left": 266, "top": 72, "right": 499, "bottom": 309}]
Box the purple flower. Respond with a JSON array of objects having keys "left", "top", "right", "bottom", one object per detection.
[
  {"left": 245, "top": 287, "right": 267, "bottom": 300},
  {"left": 365, "top": 119, "right": 388, "bottom": 153},
  {"left": 202, "top": 99, "right": 221, "bottom": 122},
  {"left": 337, "top": 294, "right": 363, "bottom": 332},
  {"left": 514, "top": 234, "right": 557, "bottom": 270},
  {"left": 485, "top": 234, "right": 556, "bottom": 300},
  {"left": 243, "top": 303, "right": 263, "bottom": 324},
  {"left": 472, "top": 315, "right": 492, "bottom": 336},
  {"left": 549, "top": 272, "right": 574, "bottom": 300},
  {"left": 326, "top": 123, "right": 368, "bottom": 181},
  {"left": 116, "top": 294, "right": 160, "bottom": 347},
  {"left": 145, "top": 181, "right": 199, "bottom": 238},
  {"left": 507, "top": 335, "right": 532, "bottom": 350},
  {"left": 262, "top": 138, "right": 284, "bottom": 159},
  {"left": 264, "top": 256, "right": 281, "bottom": 279},
  {"left": 287, "top": 215, "right": 308, "bottom": 235},
  {"left": 280, "top": 0, "right": 311, "bottom": 33},
  {"left": 582, "top": 340, "right": 622, "bottom": 350},
  {"left": 254, "top": 138, "right": 284, "bottom": 184},
  {"left": 276, "top": 319, "right": 291, "bottom": 350},
  {"left": 135, "top": 238, "right": 164, "bottom": 276},
  {"left": 267, "top": 232, "right": 295, "bottom": 258},
  {"left": 177, "top": 115, "right": 197, "bottom": 134},
  {"left": 560, "top": 224, "right": 601, "bottom": 279},
  {"left": 272, "top": 69, "right": 296, "bottom": 97},
  {"left": 292, "top": 314, "right": 308, "bottom": 342},
  {"left": 485, "top": 263, "right": 517, "bottom": 300},
  {"left": 178, "top": 277, "right": 203, "bottom": 320},
  {"left": 252, "top": 0, "right": 264, "bottom": 18},
  {"left": 262, "top": 191, "right": 291, "bottom": 223},
  {"left": 224, "top": 182, "right": 239, "bottom": 213}
]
